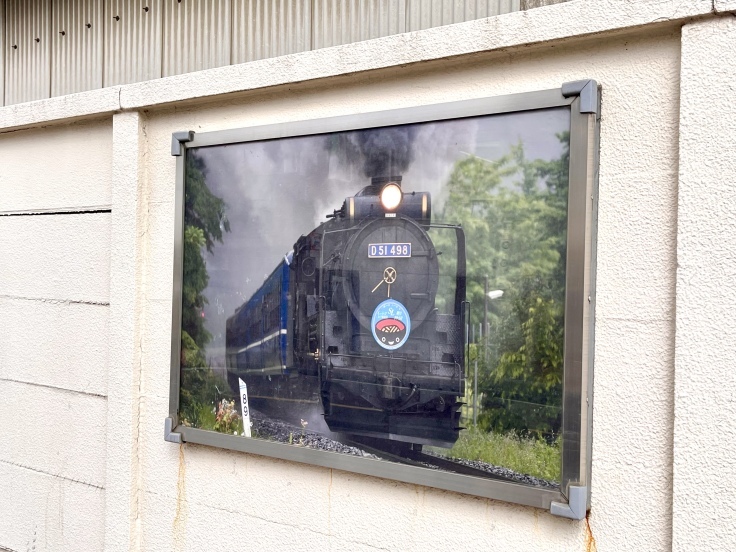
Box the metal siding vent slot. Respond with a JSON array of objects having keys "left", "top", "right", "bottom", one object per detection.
[
  {"left": 5, "top": 0, "right": 51, "bottom": 105},
  {"left": 499, "top": 0, "right": 521, "bottom": 15},
  {"left": 232, "top": 0, "right": 311, "bottom": 63},
  {"left": 163, "top": 0, "right": 231, "bottom": 77},
  {"left": 521, "top": 0, "right": 568, "bottom": 9},
  {"left": 312, "top": 0, "right": 406, "bottom": 50},
  {"left": 52, "top": 0, "right": 103, "bottom": 96},
  {"left": 103, "top": 0, "right": 163, "bottom": 86},
  {"left": 406, "top": 0, "right": 519, "bottom": 31},
  {"left": 0, "top": 0, "right": 5, "bottom": 106}
]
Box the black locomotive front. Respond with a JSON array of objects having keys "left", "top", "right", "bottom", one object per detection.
[
  {"left": 290, "top": 176, "right": 467, "bottom": 447},
  {"left": 227, "top": 176, "right": 466, "bottom": 448}
]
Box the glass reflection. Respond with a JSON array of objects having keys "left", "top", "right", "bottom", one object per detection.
[{"left": 179, "top": 108, "right": 570, "bottom": 487}]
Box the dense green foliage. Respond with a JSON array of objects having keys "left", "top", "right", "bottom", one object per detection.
[
  {"left": 179, "top": 153, "right": 232, "bottom": 426},
  {"left": 438, "top": 134, "right": 570, "bottom": 440}
]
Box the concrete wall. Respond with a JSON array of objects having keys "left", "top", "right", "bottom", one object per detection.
[
  {"left": 0, "top": 119, "right": 112, "bottom": 551},
  {"left": 673, "top": 15, "right": 736, "bottom": 552},
  {"left": 0, "top": 1, "right": 734, "bottom": 551}
]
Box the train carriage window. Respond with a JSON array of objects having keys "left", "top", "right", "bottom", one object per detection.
[{"left": 169, "top": 84, "right": 598, "bottom": 515}]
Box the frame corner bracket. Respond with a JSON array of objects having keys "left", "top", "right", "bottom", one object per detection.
[
  {"left": 164, "top": 417, "right": 183, "bottom": 444},
  {"left": 550, "top": 485, "right": 588, "bottom": 520},
  {"left": 171, "top": 130, "right": 195, "bottom": 156},
  {"left": 561, "top": 79, "right": 599, "bottom": 115}
]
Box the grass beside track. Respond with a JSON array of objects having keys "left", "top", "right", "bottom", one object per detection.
[
  {"left": 189, "top": 399, "right": 560, "bottom": 482},
  {"left": 437, "top": 426, "right": 561, "bottom": 482}
]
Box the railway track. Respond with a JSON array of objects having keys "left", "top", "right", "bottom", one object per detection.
[
  {"left": 344, "top": 436, "right": 523, "bottom": 484},
  {"left": 250, "top": 409, "right": 558, "bottom": 488}
]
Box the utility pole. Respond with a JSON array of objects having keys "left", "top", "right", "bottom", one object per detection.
[
  {"left": 484, "top": 275, "right": 489, "bottom": 337},
  {"left": 478, "top": 280, "right": 504, "bottom": 426},
  {"left": 473, "top": 358, "right": 478, "bottom": 426},
  {"left": 477, "top": 275, "right": 489, "bottom": 426}
]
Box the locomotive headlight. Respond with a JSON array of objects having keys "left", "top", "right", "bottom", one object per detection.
[{"left": 380, "top": 183, "right": 402, "bottom": 211}]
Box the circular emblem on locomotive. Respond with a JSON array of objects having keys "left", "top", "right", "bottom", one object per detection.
[{"left": 371, "top": 299, "right": 411, "bottom": 350}]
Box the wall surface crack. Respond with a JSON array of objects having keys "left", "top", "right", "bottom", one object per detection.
[
  {"left": 0, "top": 459, "right": 104, "bottom": 490},
  {"left": 0, "top": 207, "right": 112, "bottom": 217},
  {"left": 585, "top": 511, "right": 597, "bottom": 552},
  {"left": 0, "top": 377, "right": 107, "bottom": 399},
  {"left": 0, "top": 294, "right": 109, "bottom": 307}
]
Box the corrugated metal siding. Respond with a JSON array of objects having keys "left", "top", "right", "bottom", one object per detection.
[
  {"left": 0, "top": 0, "right": 5, "bottom": 106},
  {"left": 51, "top": 0, "right": 103, "bottom": 96},
  {"left": 5, "top": 0, "right": 51, "bottom": 105},
  {"left": 1, "top": 0, "right": 527, "bottom": 105},
  {"left": 232, "top": 0, "right": 311, "bottom": 64},
  {"left": 103, "top": 0, "right": 163, "bottom": 86},
  {"left": 312, "top": 0, "right": 406, "bottom": 50},
  {"left": 163, "top": 0, "right": 231, "bottom": 77},
  {"left": 406, "top": 0, "right": 519, "bottom": 31}
]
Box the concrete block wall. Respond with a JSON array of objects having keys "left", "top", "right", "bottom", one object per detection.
[
  {"left": 0, "top": 119, "right": 112, "bottom": 551},
  {"left": 0, "top": 2, "right": 734, "bottom": 551}
]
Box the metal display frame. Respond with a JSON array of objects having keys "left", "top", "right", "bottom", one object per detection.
[{"left": 165, "top": 81, "right": 599, "bottom": 518}]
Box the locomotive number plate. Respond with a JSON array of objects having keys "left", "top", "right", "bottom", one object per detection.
[{"left": 369, "top": 243, "right": 411, "bottom": 258}]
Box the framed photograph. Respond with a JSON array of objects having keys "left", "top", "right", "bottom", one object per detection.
[{"left": 167, "top": 82, "right": 598, "bottom": 516}]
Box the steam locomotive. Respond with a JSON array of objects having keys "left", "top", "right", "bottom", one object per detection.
[{"left": 226, "top": 176, "right": 467, "bottom": 448}]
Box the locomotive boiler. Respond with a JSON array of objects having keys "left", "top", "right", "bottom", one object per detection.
[{"left": 226, "top": 176, "right": 467, "bottom": 448}]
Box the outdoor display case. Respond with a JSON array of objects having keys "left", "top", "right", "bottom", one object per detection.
[{"left": 165, "top": 81, "right": 599, "bottom": 518}]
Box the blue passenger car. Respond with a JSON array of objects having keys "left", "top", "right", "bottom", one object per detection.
[{"left": 226, "top": 253, "right": 293, "bottom": 377}]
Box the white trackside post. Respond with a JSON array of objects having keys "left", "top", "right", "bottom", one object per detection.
[{"left": 238, "top": 378, "right": 252, "bottom": 438}]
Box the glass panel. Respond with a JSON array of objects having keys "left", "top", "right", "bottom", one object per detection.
[{"left": 179, "top": 107, "right": 570, "bottom": 487}]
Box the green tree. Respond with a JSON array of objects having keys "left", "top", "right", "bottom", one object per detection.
[
  {"left": 179, "top": 152, "right": 231, "bottom": 423},
  {"left": 439, "top": 135, "right": 570, "bottom": 439},
  {"left": 184, "top": 154, "right": 230, "bottom": 253},
  {"left": 433, "top": 152, "right": 516, "bottom": 320}
]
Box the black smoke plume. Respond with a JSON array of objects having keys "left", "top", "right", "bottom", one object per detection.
[{"left": 357, "top": 126, "right": 416, "bottom": 177}]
